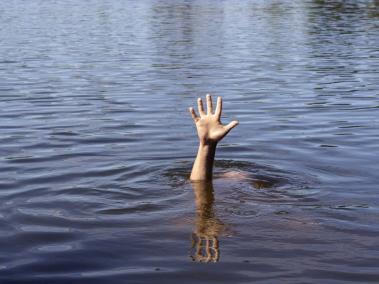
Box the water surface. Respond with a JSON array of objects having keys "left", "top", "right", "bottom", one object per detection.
[{"left": 1, "top": 0, "right": 379, "bottom": 283}]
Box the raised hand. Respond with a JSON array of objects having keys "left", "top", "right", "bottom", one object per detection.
[
  {"left": 189, "top": 94, "right": 239, "bottom": 146},
  {"left": 189, "top": 95, "right": 239, "bottom": 181}
]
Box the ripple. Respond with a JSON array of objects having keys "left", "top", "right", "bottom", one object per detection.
[
  {"left": 164, "top": 159, "right": 313, "bottom": 191},
  {"left": 0, "top": 0, "right": 378, "bottom": 282},
  {"left": 37, "top": 244, "right": 74, "bottom": 252},
  {"left": 97, "top": 202, "right": 164, "bottom": 215}
]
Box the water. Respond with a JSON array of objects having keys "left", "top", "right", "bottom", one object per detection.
[{"left": 1, "top": 0, "right": 378, "bottom": 283}]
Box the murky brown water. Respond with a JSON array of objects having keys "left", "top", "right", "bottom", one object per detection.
[{"left": 1, "top": 0, "right": 378, "bottom": 283}]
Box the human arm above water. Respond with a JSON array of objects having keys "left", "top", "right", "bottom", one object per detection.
[{"left": 188, "top": 94, "right": 239, "bottom": 181}]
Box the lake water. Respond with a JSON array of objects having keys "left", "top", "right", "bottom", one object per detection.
[{"left": 1, "top": 0, "right": 379, "bottom": 283}]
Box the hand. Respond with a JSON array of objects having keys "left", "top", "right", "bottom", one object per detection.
[
  {"left": 189, "top": 95, "right": 239, "bottom": 180},
  {"left": 189, "top": 94, "right": 239, "bottom": 146},
  {"left": 191, "top": 234, "right": 220, "bottom": 263}
]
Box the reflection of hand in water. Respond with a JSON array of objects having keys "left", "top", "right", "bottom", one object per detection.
[{"left": 190, "top": 181, "right": 226, "bottom": 263}]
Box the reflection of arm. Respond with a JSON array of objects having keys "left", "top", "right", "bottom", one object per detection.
[
  {"left": 190, "top": 181, "right": 222, "bottom": 263},
  {"left": 193, "top": 181, "right": 214, "bottom": 217}
]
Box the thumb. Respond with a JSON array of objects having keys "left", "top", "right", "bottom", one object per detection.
[{"left": 224, "top": 120, "right": 239, "bottom": 132}]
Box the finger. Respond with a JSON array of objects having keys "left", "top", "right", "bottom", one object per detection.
[
  {"left": 206, "top": 94, "right": 213, "bottom": 114},
  {"left": 215, "top": 96, "right": 222, "bottom": 119},
  {"left": 191, "top": 233, "right": 196, "bottom": 248},
  {"left": 212, "top": 237, "right": 219, "bottom": 261},
  {"left": 224, "top": 120, "right": 239, "bottom": 133},
  {"left": 205, "top": 238, "right": 212, "bottom": 262},
  {"left": 213, "top": 236, "right": 219, "bottom": 249},
  {"left": 195, "top": 238, "right": 202, "bottom": 256},
  {"left": 189, "top": 107, "right": 198, "bottom": 122},
  {"left": 197, "top": 98, "right": 205, "bottom": 116}
]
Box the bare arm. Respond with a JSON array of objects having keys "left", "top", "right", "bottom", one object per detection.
[{"left": 189, "top": 94, "right": 239, "bottom": 181}]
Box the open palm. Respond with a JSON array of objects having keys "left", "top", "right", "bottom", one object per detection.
[{"left": 189, "top": 94, "right": 238, "bottom": 145}]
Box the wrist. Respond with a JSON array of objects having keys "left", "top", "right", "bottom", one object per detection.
[
  {"left": 197, "top": 142, "right": 217, "bottom": 159},
  {"left": 191, "top": 140, "right": 217, "bottom": 181},
  {"left": 199, "top": 140, "right": 217, "bottom": 148}
]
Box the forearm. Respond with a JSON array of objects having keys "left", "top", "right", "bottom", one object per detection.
[
  {"left": 188, "top": 95, "right": 238, "bottom": 180},
  {"left": 190, "top": 143, "right": 217, "bottom": 181}
]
